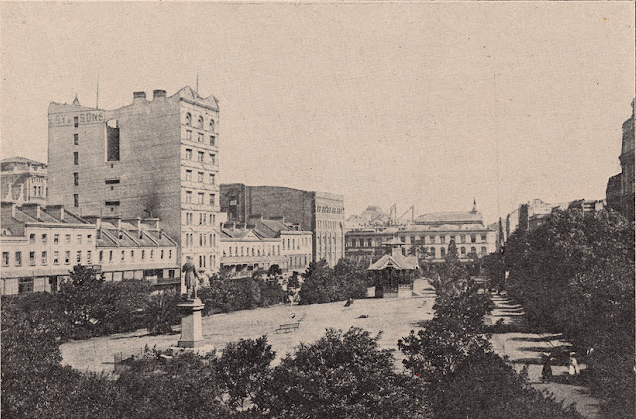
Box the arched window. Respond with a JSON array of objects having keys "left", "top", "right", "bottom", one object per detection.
[
  {"left": 481, "top": 246, "right": 487, "bottom": 255},
  {"left": 430, "top": 247, "right": 436, "bottom": 258},
  {"left": 440, "top": 247, "right": 446, "bottom": 257},
  {"left": 197, "top": 116, "right": 204, "bottom": 129},
  {"left": 209, "top": 119, "right": 215, "bottom": 132},
  {"left": 470, "top": 247, "right": 477, "bottom": 255},
  {"left": 460, "top": 247, "right": 466, "bottom": 256},
  {"left": 185, "top": 113, "right": 192, "bottom": 126}
]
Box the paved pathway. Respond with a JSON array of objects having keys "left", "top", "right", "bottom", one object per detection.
[{"left": 487, "top": 293, "right": 602, "bottom": 419}]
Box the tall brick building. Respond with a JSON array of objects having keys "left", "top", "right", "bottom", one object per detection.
[
  {"left": 220, "top": 184, "right": 344, "bottom": 266},
  {"left": 47, "top": 87, "right": 221, "bottom": 274},
  {"left": 607, "top": 99, "right": 635, "bottom": 221}
]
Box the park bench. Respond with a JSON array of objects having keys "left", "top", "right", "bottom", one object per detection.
[{"left": 276, "top": 322, "right": 300, "bottom": 334}]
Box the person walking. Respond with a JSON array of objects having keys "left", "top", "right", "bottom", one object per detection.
[
  {"left": 569, "top": 352, "right": 580, "bottom": 377},
  {"left": 541, "top": 353, "right": 553, "bottom": 383}
]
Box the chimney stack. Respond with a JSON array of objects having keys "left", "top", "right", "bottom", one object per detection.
[
  {"left": 21, "top": 203, "right": 41, "bottom": 220},
  {"left": 153, "top": 89, "right": 167, "bottom": 100},
  {"left": 133, "top": 91, "right": 147, "bottom": 104}
]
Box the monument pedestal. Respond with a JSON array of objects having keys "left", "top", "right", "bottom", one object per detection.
[{"left": 177, "top": 298, "right": 205, "bottom": 348}]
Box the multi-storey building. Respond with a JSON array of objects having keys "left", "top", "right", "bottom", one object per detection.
[
  {"left": 346, "top": 201, "right": 497, "bottom": 265},
  {"left": 220, "top": 223, "right": 286, "bottom": 277},
  {"left": 1, "top": 157, "right": 48, "bottom": 204},
  {"left": 0, "top": 201, "right": 180, "bottom": 295},
  {"left": 607, "top": 100, "right": 635, "bottom": 221},
  {"left": 1, "top": 201, "right": 96, "bottom": 295},
  {"left": 47, "top": 87, "right": 221, "bottom": 279},
  {"left": 250, "top": 216, "right": 313, "bottom": 275},
  {"left": 87, "top": 217, "right": 179, "bottom": 286},
  {"left": 220, "top": 184, "right": 344, "bottom": 266}
]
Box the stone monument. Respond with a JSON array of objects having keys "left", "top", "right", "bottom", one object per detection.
[{"left": 177, "top": 297, "right": 205, "bottom": 348}]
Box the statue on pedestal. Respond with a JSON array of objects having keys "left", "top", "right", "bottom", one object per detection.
[{"left": 181, "top": 256, "right": 200, "bottom": 299}]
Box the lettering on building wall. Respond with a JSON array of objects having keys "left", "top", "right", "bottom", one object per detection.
[{"left": 48, "top": 111, "right": 105, "bottom": 127}]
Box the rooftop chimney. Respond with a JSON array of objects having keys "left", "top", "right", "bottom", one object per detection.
[
  {"left": 153, "top": 89, "right": 167, "bottom": 100},
  {"left": 20, "top": 203, "right": 41, "bottom": 220},
  {"left": 133, "top": 91, "right": 147, "bottom": 104},
  {"left": 45, "top": 204, "right": 65, "bottom": 221}
]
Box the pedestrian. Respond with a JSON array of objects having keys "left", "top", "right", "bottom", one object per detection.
[
  {"left": 541, "top": 353, "right": 553, "bottom": 383},
  {"left": 569, "top": 352, "right": 580, "bottom": 376}
]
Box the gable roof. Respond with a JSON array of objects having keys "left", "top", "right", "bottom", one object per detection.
[
  {"left": 368, "top": 253, "right": 418, "bottom": 271},
  {"left": 415, "top": 211, "right": 483, "bottom": 226}
]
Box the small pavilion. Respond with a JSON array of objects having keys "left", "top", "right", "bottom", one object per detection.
[{"left": 368, "top": 237, "right": 419, "bottom": 298}]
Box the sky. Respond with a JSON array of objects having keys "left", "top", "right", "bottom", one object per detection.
[{"left": 1, "top": 1, "right": 634, "bottom": 224}]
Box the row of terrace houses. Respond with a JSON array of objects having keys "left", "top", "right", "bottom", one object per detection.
[{"left": 0, "top": 201, "right": 178, "bottom": 295}]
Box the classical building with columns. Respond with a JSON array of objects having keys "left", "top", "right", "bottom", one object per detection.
[{"left": 346, "top": 201, "right": 497, "bottom": 266}]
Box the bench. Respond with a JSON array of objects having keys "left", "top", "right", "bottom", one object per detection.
[{"left": 276, "top": 322, "right": 300, "bottom": 334}]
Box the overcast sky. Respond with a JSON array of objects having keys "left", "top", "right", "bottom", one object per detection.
[{"left": 1, "top": 1, "right": 634, "bottom": 223}]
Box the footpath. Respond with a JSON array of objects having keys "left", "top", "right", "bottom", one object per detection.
[{"left": 486, "top": 293, "right": 602, "bottom": 419}]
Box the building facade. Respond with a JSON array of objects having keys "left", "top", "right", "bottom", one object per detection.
[
  {"left": 346, "top": 202, "right": 497, "bottom": 265},
  {"left": 220, "top": 184, "right": 344, "bottom": 266},
  {"left": 220, "top": 223, "right": 287, "bottom": 277},
  {"left": 607, "top": 100, "right": 635, "bottom": 221},
  {"left": 250, "top": 216, "right": 313, "bottom": 275},
  {"left": 47, "top": 87, "right": 221, "bottom": 276},
  {"left": 1, "top": 157, "right": 48, "bottom": 204},
  {"left": 0, "top": 202, "right": 179, "bottom": 295}
]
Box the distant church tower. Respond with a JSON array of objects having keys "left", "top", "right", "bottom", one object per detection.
[{"left": 471, "top": 198, "right": 478, "bottom": 213}]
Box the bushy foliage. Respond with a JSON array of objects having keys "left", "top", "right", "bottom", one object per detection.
[
  {"left": 200, "top": 274, "right": 284, "bottom": 315},
  {"left": 505, "top": 209, "right": 635, "bottom": 418},
  {"left": 144, "top": 290, "right": 182, "bottom": 335},
  {"left": 254, "top": 327, "right": 430, "bottom": 419},
  {"left": 299, "top": 259, "right": 368, "bottom": 305}
]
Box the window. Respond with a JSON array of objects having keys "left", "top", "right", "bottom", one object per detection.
[
  {"left": 169, "top": 250, "right": 172, "bottom": 259},
  {"left": 209, "top": 174, "right": 215, "bottom": 185},
  {"left": 74, "top": 172, "right": 79, "bottom": 186},
  {"left": 142, "top": 250, "right": 145, "bottom": 260},
  {"left": 210, "top": 135, "right": 216, "bottom": 146},
  {"left": 65, "top": 251, "right": 71, "bottom": 264},
  {"left": 105, "top": 179, "right": 120, "bottom": 185},
  {"left": 470, "top": 247, "right": 477, "bottom": 255},
  {"left": 481, "top": 246, "right": 487, "bottom": 255},
  {"left": 42, "top": 234, "right": 48, "bottom": 244},
  {"left": 198, "top": 172, "right": 204, "bottom": 183},
  {"left": 66, "top": 234, "right": 71, "bottom": 244},
  {"left": 186, "top": 130, "right": 192, "bottom": 141},
  {"left": 130, "top": 250, "right": 134, "bottom": 260},
  {"left": 77, "top": 234, "right": 82, "bottom": 244},
  {"left": 197, "top": 116, "right": 204, "bottom": 129},
  {"left": 197, "top": 133, "right": 204, "bottom": 143},
  {"left": 185, "top": 149, "right": 192, "bottom": 160},
  {"left": 87, "top": 234, "right": 92, "bottom": 244},
  {"left": 161, "top": 250, "right": 164, "bottom": 259},
  {"left": 210, "top": 119, "right": 215, "bottom": 132},
  {"left": 30, "top": 251, "right": 36, "bottom": 266},
  {"left": 53, "top": 251, "right": 59, "bottom": 265},
  {"left": 74, "top": 152, "right": 79, "bottom": 165},
  {"left": 30, "top": 234, "right": 36, "bottom": 244},
  {"left": 460, "top": 235, "right": 466, "bottom": 244},
  {"left": 42, "top": 251, "right": 48, "bottom": 265},
  {"left": 73, "top": 194, "right": 79, "bottom": 207},
  {"left": 460, "top": 247, "right": 466, "bottom": 256},
  {"left": 400, "top": 236, "right": 405, "bottom": 243},
  {"left": 197, "top": 193, "right": 204, "bottom": 204},
  {"left": 2, "top": 252, "right": 8, "bottom": 267},
  {"left": 121, "top": 250, "right": 125, "bottom": 261},
  {"left": 74, "top": 116, "right": 79, "bottom": 128},
  {"left": 429, "top": 235, "right": 436, "bottom": 244},
  {"left": 471, "top": 235, "right": 476, "bottom": 243},
  {"left": 450, "top": 235, "right": 456, "bottom": 243},
  {"left": 197, "top": 151, "right": 204, "bottom": 162},
  {"left": 76, "top": 251, "right": 82, "bottom": 263},
  {"left": 150, "top": 250, "right": 154, "bottom": 260},
  {"left": 99, "top": 251, "right": 103, "bottom": 263},
  {"left": 87, "top": 250, "right": 92, "bottom": 263},
  {"left": 185, "top": 170, "right": 192, "bottom": 181},
  {"left": 185, "top": 191, "right": 192, "bottom": 203},
  {"left": 441, "top": 248, "right": 446, "bottom": 257},
  {"left": 199, "top": 213, "right": 203, "bottom": 225},
  {"left": 209, "top": 194, "right": 215, "bottom": 206},
  {"left": 185, "top": 113, "right": 192, "bottom": 126},
  {"left": 481, "top": 234, "right": 487, "bottom": 242},
  {"left": 54, "top": 234, "right": 60, "bottom": 244},
  {"left": 440, "top": 235, "right": 446, "bottom": 244},
  {"left": 210, "top": 154, "right": 216, "bottom": 165},
  {"left": 19, "top": 278, "right": 34, "bottom": 294},
  {"left": 15, "top": 251, "right": 22, "bottom": 266},
  {"left": 109, "top": 251, "right": 113, "bottom": 262},
  {"left": 74, "top": 133, "right": 79, "bottom": 145},
  {"left": 429, "top": 247, "right": 436, "bottom": 258}
]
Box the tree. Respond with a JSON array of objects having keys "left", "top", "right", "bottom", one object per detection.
[
  {"left": 215, "top": 336, "right": 276, "bottom": 410},
  {"left": 429, "top": 241, "right": 468, "bottom": 297},
  {"left": 255, "top": 327, "right": 430, "bottom": 419}
]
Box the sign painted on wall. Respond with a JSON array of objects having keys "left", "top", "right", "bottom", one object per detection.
[{"left": 48, "top": 111, "right": 105, "bottom": 127}]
